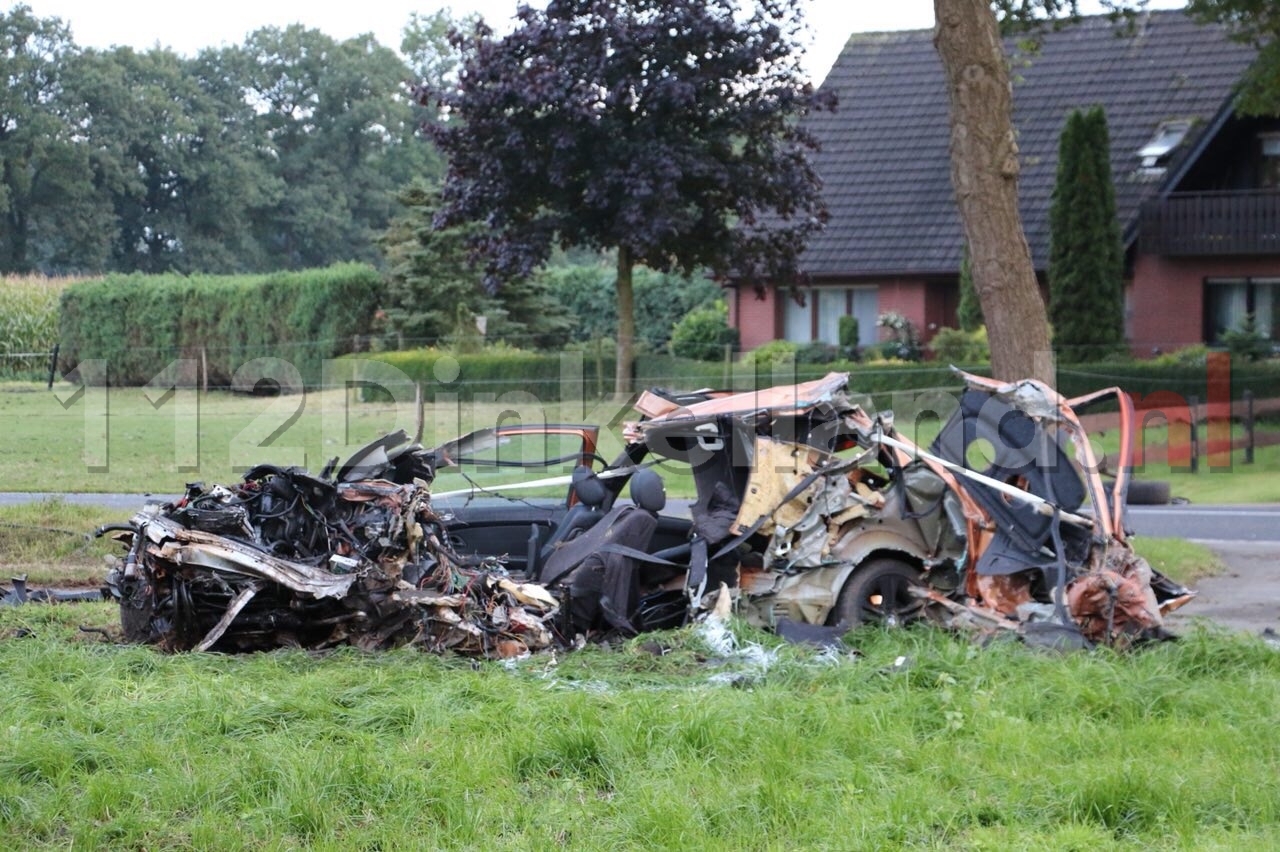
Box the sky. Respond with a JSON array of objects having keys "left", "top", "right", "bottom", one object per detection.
[{"left": 21, "top": 0, "right": 1188, "bottom": 83}]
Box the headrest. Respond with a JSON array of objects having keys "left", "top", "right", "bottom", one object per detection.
[
  {"left": 629, "top": 468, "right": 666, "bottom": 514},
  {"left": 571, "top": 466, "right": 607, "bottom": 509}
]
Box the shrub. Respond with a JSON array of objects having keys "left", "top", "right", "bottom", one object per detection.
[
  {"left": 58, "top": 264, "right": 383, "bottom": 388},
  {"left": 837, "top": 315, "right": 860, "bottom": 357},
  {"left": 875, "top": 311, "right": 922, "bottom": 362},
  {"left": 739, "top": 339, "right": 799, "bottom": 370},
  {"left": 1150, "top": 344, "right": 1210, "bottom": 368},
  {"left": 796, "top": 341, "right": 841, "bottom": 364},
  {"left": 928, "top": 326, "right": 989, "bottom": 365},
  {"left": 957, "top": 246, "right": 984, "bottom": 332},
  {"left": 1220, "top": 315, "right": 1272, "bottom": 363},
  {"left": 669, "top": 301, "right": 738, "bottom": 361}
]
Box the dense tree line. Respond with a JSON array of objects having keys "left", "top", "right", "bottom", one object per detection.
[{"left": 0, "top": 4, "right": 449, "bottom": 275}]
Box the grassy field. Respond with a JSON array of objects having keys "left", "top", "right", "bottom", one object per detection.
[
  {"left": 4, "top": 382, "right": 1280, "bottom": 503},
  {"left": 0, "top": 602, "right": 1277, "bottom": 849}
]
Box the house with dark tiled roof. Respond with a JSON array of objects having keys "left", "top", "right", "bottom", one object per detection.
[{"left": 726, "top": 9, "right": 1280, "bottom": 356}]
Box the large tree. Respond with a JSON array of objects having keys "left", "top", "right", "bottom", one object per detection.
[
  {"left": 934, "top": 0, "right": 1062, "bottom": 384},
  {"left": 935, "top": 1, "right": 1149, "bottom": 382},
  {"left": 1048, "top": 107, "right": 1125, "bottom": 361},
  {"left": 380, "top": 181, "right": 575, "bottom": 349},
  {"left": 1188, "top": 0, "right": 1280, "bottom": 115},
  {"left": 425, "top": 0, "right": 830, "bottom": 394},
  {"left": 0, "top": 6, "right": 110, "bottom": 273},
  {"left": 235, "top": 25, "right": 437, "bottom": 269}
]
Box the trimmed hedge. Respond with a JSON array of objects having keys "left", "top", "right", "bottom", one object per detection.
[
  {"left": 351, "top": 349, "right": 980, "bottom": 405},
  {"left": 352, "top": 347, "right": 1280, "bottom": 411},
  {"left": 351, "top": 348, "right": 616, "bottom": 403},
  {"left": 58, "top": 264, "right": 383, "bottom": 387}
]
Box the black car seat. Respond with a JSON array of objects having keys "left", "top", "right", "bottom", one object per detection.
[
  {"left": 931, "top": 389, "right": 1089, "bottom": 577},
  {"left": 541, "top": 469, "right": 667, "bottom": 633},
  {"left": 528, "top": 466, "right": 609, "bottom": 580}
]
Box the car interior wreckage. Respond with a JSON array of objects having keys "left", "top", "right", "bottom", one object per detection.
[{"left": 97, "top": 370, "right": 1194, "bottom": 657}]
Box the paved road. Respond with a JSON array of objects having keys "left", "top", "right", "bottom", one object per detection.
[
  {"left": 1167, "top": 539, "right": 1280, "bottom": 634},
  {"left": 1124, "top": 505, "right": 1280, "bottom": 542}
]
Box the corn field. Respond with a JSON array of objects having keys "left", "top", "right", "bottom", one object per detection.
[{"left": 0, "top": 275, "right": 79, "bottom": 380}]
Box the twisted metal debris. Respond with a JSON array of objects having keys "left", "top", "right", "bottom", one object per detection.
[{"left": 99, "top": 431, "right": 561, "bottom": 658}]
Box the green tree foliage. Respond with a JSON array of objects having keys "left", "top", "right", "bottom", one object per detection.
[
  {"left": 0, "top": 5, "right": 458, "bottom": 276},
  {"left": 234, "top": 26, "right": 437, "bottom": 269},
  {"left": 957, "top": 245, "right": 985, "bottom": 332},
  {"left": 538, "top": 260, "right": 724, "bottom": 350},
  {"left": 425, "top": 0, "right": 831, "bottom": 393},
  {"left": 1188, "top": 0, "right": 1280, "bottom": 115},
  {"left": 1048, "top": 106, "right": 1126, "bottom": 362},
  {"left": 380, "top": 182, "right": 575, "bottom": 349},
  {"left": 0, "top": 6, "right": 108, "bottom": 273}
]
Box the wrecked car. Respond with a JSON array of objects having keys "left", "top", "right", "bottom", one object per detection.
[
  {"left": 436, "top": 370, "right": 1193, "bottom": 649},
  {"left": 101, "top": 370, "right": 1193, "bottom": 656}
]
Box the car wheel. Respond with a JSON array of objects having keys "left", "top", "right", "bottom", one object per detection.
[
  {"left": 833, "top": 558, "right": 925, "bottom": 629},
  {"left": 1126, "top": 479, "right": 1171, "bottom": 506}
]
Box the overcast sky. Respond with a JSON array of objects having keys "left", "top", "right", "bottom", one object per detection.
[{"left": 20, "top": 0, "right": 1187, "bottom": 83}]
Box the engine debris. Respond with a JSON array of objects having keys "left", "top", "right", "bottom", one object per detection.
[{"left": 99, "top": 430, "right": 561, "bottom": 658}]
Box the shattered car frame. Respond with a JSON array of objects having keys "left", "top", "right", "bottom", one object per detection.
[
  {"left": 101, "top": 370, "right": 1193, "bottom": 656},
  {"left": 603, "top": 370, "right": 1193, "bottom": 647}
]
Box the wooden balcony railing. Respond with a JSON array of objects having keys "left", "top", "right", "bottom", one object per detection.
[{"left": 1139, "top": 190, "right": 1280, "bottom": 256}]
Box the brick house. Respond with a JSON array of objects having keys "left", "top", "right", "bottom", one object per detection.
[{"left": 726, "top": 10, "right": 1279, "bottom": 356}]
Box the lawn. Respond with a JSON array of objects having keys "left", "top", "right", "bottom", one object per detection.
[
  {"left": 4, "top": 382, "right": 1280, "bottom": 505},
  {"left": 0, "top": 500, "right": 1252, "bottom": 847},
  {"left": 0, "top": 602, "right": 1276, "bottom": 849}
]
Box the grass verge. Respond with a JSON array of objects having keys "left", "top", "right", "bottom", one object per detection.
[
  {"left": 0, "top": 606, "right": 1277, "bottom": 848},
  {"left": 1131, "top": 537, "right": 1227, "bottom": 585},
  {"left": 0, "top": 499, "right": 120, "bottom": 586}
]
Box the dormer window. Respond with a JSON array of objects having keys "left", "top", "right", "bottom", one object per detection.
[{"left": 1137, "top": 120, "right": 1192, "bottom": 168}]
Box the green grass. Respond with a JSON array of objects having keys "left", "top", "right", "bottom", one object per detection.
[
  {"left": 1, "top": 604, "right": 1277, "bottom": 848},
  {"left": 1131, "top": 537, "right": 1226, "bottom": 585},
  {"left": 0, "top": 499, "right": 121, "bottom": 586}
]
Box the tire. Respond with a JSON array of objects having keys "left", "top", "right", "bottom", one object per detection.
[
  {"left": 1126, "top": 479, "right": 1171, "bottom": 506},
  {"left": 832, "top": 557, "right": 925, "bottom": 629}
]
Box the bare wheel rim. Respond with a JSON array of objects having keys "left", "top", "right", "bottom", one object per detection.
[{"left": 860, "top": 572, "right": 925, "bottom": 626}]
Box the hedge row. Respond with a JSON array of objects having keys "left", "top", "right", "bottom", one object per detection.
[
  {"left": 352, "top": 347, "right": 1280, "bottom": 409},
  {"left": 350, "top": 349, "right": 987, "bottom": 405},
  {"left": 58, "top": 264, "right": 383, "bottom": 387}
]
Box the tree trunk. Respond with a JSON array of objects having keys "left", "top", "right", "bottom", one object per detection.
[
  {"left": 614, "top": 244, "right": 635, "bottom": 398},
  {"left": 934, "top": 0, "right": 1054, "bottom": 386}
]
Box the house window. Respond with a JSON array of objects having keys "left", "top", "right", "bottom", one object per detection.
[
  {"left": 783, "top": 290, "right": 812, "bottom": 342},
  {"left": 1204, "top": 277, "right": 1280, "bottom": 342},
  {"left": 1260, "top": 133, "right": 1280, "bottom": 188},
  {"left": 781, "top": 287, "right": 879, "bottom": 346}
]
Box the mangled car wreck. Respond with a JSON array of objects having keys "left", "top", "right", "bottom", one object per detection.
[{"left": 101, "top": 370, "right": 1193, "bottom": 656}]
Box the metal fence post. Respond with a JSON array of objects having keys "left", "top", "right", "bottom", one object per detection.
[
  {"left": 1188, "top": 394, "right": 1200, "bottom": 473},
  {"left": 1245, "top": 389, "right": 1255, "bottom": 465},
  {"left": 46, "top": 343, "right": 59, "bottom": 390}
]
